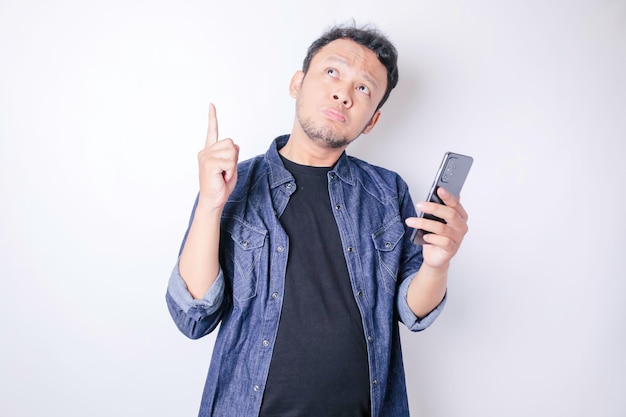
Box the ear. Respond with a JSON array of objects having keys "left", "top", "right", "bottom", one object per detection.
[
  {"left": 362, "top": 111, "right": 382, "bottom": 134},
  {"left": 289, "top": 70, "right": 305, "bottom": 98}
]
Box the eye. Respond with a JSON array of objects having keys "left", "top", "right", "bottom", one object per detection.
[
  {"left": 326, "top": 68, "right": 338, "bottom": 78},
  {"left": 357, "top": 85, "right": 371, "bottom": 96}
]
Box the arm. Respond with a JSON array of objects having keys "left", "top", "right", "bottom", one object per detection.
[
  {"left": 179, "top": 103, "right": 239, "bottom": 299},
  {"left": 404, "top": 187, "right": 468, "bottom": 318}
]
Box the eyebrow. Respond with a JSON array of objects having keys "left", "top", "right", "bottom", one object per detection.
[{"left": 324, "top": 55, "right": 380, "bottom": 91}]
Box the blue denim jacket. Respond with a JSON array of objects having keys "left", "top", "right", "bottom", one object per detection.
[{"left": 166, "top": 135, "right": 446, "bottom": 417}]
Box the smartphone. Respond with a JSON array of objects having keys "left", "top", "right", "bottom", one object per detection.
[{"left": 411, "top": 152, "right": 473, "bottom": 245}]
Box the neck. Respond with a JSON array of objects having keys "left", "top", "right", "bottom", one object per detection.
[{"left": 280, "top": 124, "right": 345, "bottom": 167}]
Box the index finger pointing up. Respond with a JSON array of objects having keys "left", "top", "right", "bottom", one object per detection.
[{"left": 205, "top": 103, "right": 219, "bottom": 148}]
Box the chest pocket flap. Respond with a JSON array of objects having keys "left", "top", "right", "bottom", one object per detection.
[
  {"left": 371, "top": 217, "right": 405, "bottom": 293},
  {"left": 223, "top": 218, "right": 267, "bottom": 301},
  {"left": 372, "top": 217, "right": 405, "bottom": 252}
]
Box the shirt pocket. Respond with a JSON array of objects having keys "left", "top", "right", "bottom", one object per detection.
[
  {"left": 371, "top": 216, "right": 405, "bottom": 295},
  {"left": 222, "top": 218, "right": 267, "bottom": 302}
]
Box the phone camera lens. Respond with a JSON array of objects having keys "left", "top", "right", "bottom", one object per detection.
[{"left": 442, "top": 158, "right": 457, "bottom": 182}]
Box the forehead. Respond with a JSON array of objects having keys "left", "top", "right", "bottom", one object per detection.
[{"left": 311, "top": 38, "right": 388, "bottom": 86}]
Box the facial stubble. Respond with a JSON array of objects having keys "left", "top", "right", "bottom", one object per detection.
[{"left": 296, "top": 106, "right": 373, "bottom": 150}]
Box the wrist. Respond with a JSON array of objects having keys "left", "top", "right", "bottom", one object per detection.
[
  {"left": 195, "top": 198, "right": 225, "bottom": 218},
  {"left": 419, "top": 261, "right": 450, "bottom": 279}
]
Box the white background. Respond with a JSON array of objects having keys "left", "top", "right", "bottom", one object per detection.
[{"left": 1, "top": 1, "right": 625, "bottom": 416}]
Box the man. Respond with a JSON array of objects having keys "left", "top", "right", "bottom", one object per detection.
[{"left": 166, "top": 23, "right": 469, "bottom": 417}]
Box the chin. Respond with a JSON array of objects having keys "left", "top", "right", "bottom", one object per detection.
[{"left": 299, "top": 118, "right": 353, "bottom": 149}]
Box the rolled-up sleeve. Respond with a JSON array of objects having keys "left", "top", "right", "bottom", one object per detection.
[
  {"left": 165, "top": 259, "right": 226, "bottom": 339},
  {"left": 396, "top": 273, "right": 447, "bottom": 332},
  {"left": 167, "top": 260, "right": 225, "bottom": 314}
]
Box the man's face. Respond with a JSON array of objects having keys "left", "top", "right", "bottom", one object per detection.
[{"left": 290, "top": 38, "right": 389, "bottom": 149}]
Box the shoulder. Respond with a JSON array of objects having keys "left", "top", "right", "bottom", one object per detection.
[
  {"left": 229, "top": 154, "right": 268, "bottom": 201},
  {"left": 347, "top": 155, "right": 410, "bottom": 196},
  {"left": 237, "top": 153, "right": 266, "bottom": 173}
]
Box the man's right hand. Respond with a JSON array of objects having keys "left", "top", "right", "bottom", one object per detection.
[
  {"left": 197, "top": 103, "right": 239, "bottom": 210},
  {"left": 179, "top": 103, "right": 239, "bottom": 299}
]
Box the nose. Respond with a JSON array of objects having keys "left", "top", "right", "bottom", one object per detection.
[{"left": 332, "top": 90, "right": 352, "bottom": 108}]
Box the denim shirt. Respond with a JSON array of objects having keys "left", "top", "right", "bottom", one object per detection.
[{"left": 166, "top": 135, "right": 446, "bottom": 417}]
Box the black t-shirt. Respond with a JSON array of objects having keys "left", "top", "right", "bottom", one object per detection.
[{"left": 259, "top": 157, "right": 370, "bottom": 417}]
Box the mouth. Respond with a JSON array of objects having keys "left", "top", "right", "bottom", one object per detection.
[{"left": 323, "top": 108, "right": 346, "bottom": 123}]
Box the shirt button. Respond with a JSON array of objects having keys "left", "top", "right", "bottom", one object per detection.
[
  {"left": 253, "top": 385, "right": 260, "bottom": 392},
  {"left": 335, "top": 204, "right": 341, "bottom": 210},
  {"left": 367, "top": 336, "right": 374, "bottom": 342},
  {"left": 277, "top": 246, "right": 284, "bottom": 252},
  {"left": 357, "top": 290, "right": 363, "bottom": 297},
  {"left": 372, "top": 379, "right": 378, "bottom": 386},
  {"left": 271, "top": 292, "right": 279, "bottom": 300},
  {"left": 385, "top": 242, "right": 392, "bottom": 249},
  {"left": 347, "top": 246, "right": 353, "bottom": 252},
  {"left": 262, "top": 340, "right": 270, "bottom": 347},
  {"left": 286, "top": 183, "right": 292, "bottom": 189}
]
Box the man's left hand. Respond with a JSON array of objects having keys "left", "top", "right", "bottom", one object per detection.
[{"left": 405, "top": 187, "right": 469, "bottom": 269}]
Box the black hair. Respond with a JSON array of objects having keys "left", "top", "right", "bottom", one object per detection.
[{"left": 302, "top": 23, "right": 399, "bottom": 110}]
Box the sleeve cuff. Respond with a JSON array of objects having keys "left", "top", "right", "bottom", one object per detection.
[
  {"left": 397, "top": 273, "right": 447, "bottom": 332},
  {"left": 166, "top": 258, "right": 225, "bottom": 316}
]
